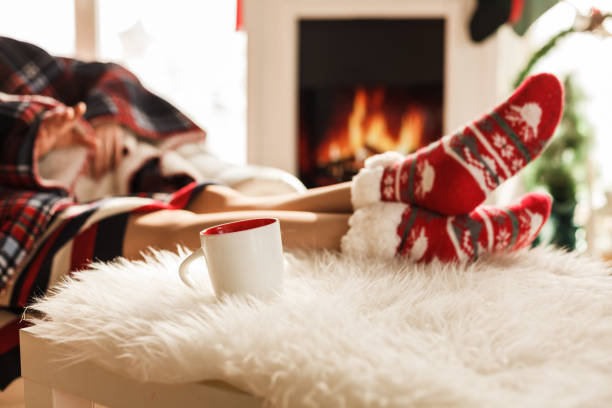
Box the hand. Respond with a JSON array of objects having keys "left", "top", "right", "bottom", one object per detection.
[
  {"left": 35, "top": 102, "right": 98, "bottom": 158},
  {"left": 90, "top": 122, "right": 125, "bottom": 178}
]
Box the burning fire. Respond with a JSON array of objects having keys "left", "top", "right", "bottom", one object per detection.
[{"left": 316, "top": 87, "right": 426, "bottom": 165}]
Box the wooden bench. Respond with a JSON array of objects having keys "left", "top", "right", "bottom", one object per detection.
[{"left": 20, "top": 328, "right": 261, "bottom": 408}]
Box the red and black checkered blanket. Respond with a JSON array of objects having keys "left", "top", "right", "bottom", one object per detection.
[{"left": 0, "top": 36, "right": 207, "bottom": 388}]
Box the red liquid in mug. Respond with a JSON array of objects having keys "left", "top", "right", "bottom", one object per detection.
[{"left": 202, "top": 218, "right": 276, "bottom": 236}]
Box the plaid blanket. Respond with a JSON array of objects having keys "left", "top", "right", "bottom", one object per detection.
[
  {"left": 0, "top": 36, "right": 207, "bottom": 388},
  {"left": 0, "top": 182, "right": 211, "bottom": 389}
]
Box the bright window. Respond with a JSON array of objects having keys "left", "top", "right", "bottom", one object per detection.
[
  {"left": 529, "top": 1, "right": 612, "bottom": 191},
  {"left": 0, "top": 0, "right": 246, "bottom": 165},
  {"left": 0, "top": 0, "right": 75, "bottom": 56},
  {"left": 96, "top": 0, "right": 246, "bottom": 165}
]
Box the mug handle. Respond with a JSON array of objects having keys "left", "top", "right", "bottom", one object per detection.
[{"left": 178, "top": 248, "right": 204, "bottom": 288}]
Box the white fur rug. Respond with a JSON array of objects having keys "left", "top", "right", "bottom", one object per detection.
[{"left": 28, "top": 247, "right": 612, "bottom": 408}]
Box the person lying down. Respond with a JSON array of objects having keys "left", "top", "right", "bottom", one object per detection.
[{"left": 0, "top": 35, "right": 562, "bottom": 388}]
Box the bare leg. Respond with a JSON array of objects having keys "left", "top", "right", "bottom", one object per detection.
[
  {"left": 123, "top": 209, "right": 350, "bottom": 260},
  {"left": 185, "top": 183, "right": 353, "bottom": 214}
]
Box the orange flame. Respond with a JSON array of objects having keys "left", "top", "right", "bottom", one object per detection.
[{"left": 316, "top": 87, "right": 425, "bottom": 165}]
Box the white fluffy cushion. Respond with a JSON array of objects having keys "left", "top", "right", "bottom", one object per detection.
[{"left": 28, "top": 247, "right": 612, "bottom": 407}]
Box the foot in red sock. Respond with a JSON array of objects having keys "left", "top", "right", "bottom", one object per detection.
[
  {"left": 352, "top": 73, "right": 563, "bottom": 215},
  {"left": 342, "top": 192, "right": 552, "bottom": 263}
]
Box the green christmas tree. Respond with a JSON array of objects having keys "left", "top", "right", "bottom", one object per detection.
[
  {"left": 511, "top": 8, "right": 612, "bottom": 250},
  {"left": 523, "top": 75, "right": 591, "bottom": 249}
]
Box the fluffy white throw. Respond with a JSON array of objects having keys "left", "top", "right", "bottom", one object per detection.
[{"left": 28, "top": 247, "right": 612, "bottom": 407}]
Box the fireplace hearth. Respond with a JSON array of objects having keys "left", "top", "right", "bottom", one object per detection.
[
  {"left": 298, "top": 18, "right": 444, "bottom": 187},
  {"left": 245, "top": 0, "right": 525, "bottom": 181}
]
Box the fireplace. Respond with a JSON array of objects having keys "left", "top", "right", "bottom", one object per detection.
[
  {"left": 298, "top": 19, "right": 444, "bottom": 187},
  {"left": 245, "top": 0, "right": 525, "bottom": 181}
]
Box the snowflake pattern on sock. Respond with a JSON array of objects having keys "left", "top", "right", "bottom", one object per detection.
[
  {"left": 506, "top": 102, "right": 542, "bottom": 141},
  {"left": 395, "top": 193, "right": 552, "bottom": 263},
  {"left": 374, "top": 73, "right": 563, "bottom": 215}
]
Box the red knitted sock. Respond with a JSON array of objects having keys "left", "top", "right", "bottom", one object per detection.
[
  {"left": 352, "top": 73, "right": 563, "bottom": 215},
  {"left": 342, "top": 192, "right": 551, "bottom": 263}
]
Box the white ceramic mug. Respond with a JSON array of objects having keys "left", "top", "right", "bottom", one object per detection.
[{"left": 178, "top": 218, "right": 284, "bottom": 298}]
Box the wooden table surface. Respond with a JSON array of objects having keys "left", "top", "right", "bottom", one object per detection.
[{"left": 19, "top": 327, "right": 262, "bottom": 408}]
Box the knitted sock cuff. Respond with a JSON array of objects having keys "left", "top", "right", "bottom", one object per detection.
[
  {"left": 341, "top": 201, "right": 407, "bottom": 259},
  {"left": 351, "top": 151, "right": 403, "bottom": 209}
]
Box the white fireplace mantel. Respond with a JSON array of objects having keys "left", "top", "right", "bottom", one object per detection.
[{"left": 244, "top": 0, "right": 526, "bottom": 175}]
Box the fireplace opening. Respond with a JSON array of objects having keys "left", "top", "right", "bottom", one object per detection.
[{"left": 298, "top": 19, "right": 445, "bottom": 187}]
